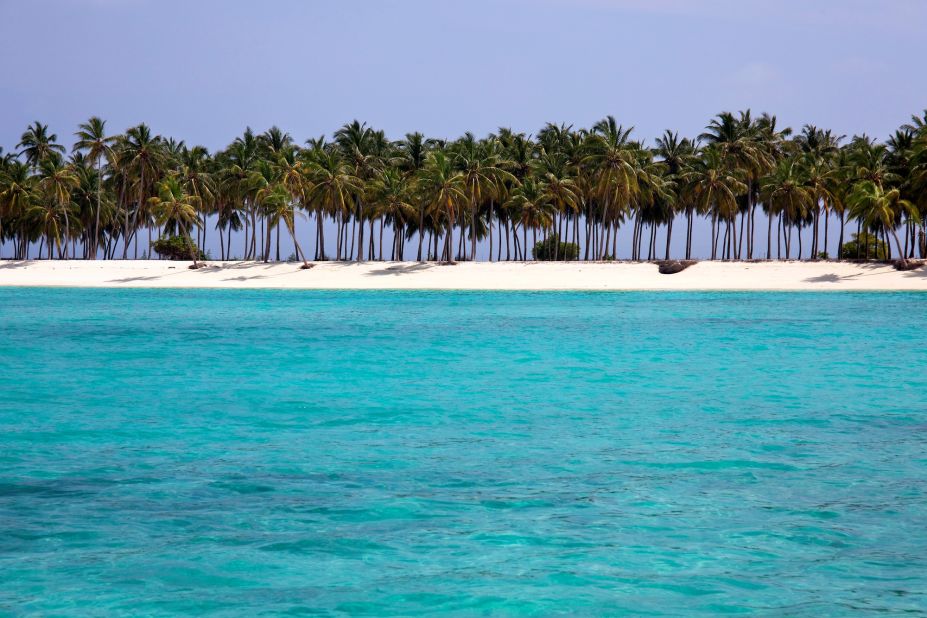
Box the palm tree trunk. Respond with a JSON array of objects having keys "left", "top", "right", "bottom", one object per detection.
[
  {"left": 336, "top": 209, "right": 343, "bottom": 260},
  {"left": 767, "top": 210, "right": 773, "bottom": 260},
  {"left": 219, "top": 221, "right": 225, "bottom": 261},
  {"left": 488, "top": 200, "right": 494, "bottom": 262},
  {"left": 355, "top": 200, "right": 365, "bottom": 262},
  {"left": 686, "top": 209, "right": 694, "bottom": 260},
  {"left": 837, "top": 211, "right": 846, "bottom": 260},
  {"left": 737, "top": 210, "right": 744, "bottom": 259},
  {"left": 890, "top": 227, "right": 905, "bottom": 263},
  {"left": 378, "top": 219, "right": 384, "bottom": 261},
  {"left": 121, "top": 178, "right": 130, "bottom": 259},
  {"left": 470, "top": 194, "right": 477, "bottom": 261},
  {"left": 183, "top": 227, "right": 199, "bottom": 268},
  {"left": 417, "top": 209, "right": 424, "bottom": 261},
  {"left": 263, "top": 216, "right": 272, "bottom": 262},
  {"left": 93, "top": 157, "right": 102, "bottom": 259},
  {"left": 664, "top": 216, "right": 673, "bottom": 260}
]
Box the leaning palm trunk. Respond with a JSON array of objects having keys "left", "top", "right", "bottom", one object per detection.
[
  {"left": 288, "top": 220, "right": 311, "bottom": 269},
  {"left": 264, "top": 214, "right": 273, "bottom": 263}
]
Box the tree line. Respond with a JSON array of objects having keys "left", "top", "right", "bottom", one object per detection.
[{"left": 1, "top": 111, "right": 926, "bottom": 264}]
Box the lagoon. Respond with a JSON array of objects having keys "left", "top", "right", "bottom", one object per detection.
[{"left": 1, "top": 289, "right": 925, "bottom": 615}]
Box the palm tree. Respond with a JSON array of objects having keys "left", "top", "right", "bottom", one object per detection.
[
  {"left": 655, "top": 131, "right": 697, "bottom": 258},
  {"left": 37, "top": 159, "right": 79, "bottom": 258},
  {"left": 585, "top": 117, "right": 639, "bottom": 259},
  {"left": 148, "top": 177, "right": 203, "bottom": 268},
  {"left": 335, "top": 120, "right": 381, "bottom": 261},
  {"left": 177, "top": 145, "right": 216, "bottom": 252},
  {"left": 418, "top": 151, "right": 467, "bottom": 262},
  {"left": 18, "top": 122, "right": 65, "bottom": 170},
  {"left": 684, "top": 147, "right": 747, "bottom": 260},
  {"left": 396, "top": 133, "right": 433, "bottom": 260},
  {"left": 533, "top": 150, "right": 580, "bottom": 259},
  {"left": 120, "top": 124, "right": 166, "bottom": 258},
  {"left": 847, "top": 180, "right": 917, "bottom": 262},
  {"left": 304, "top": 146, "right": 362, "bottom": 261},
  {"left": 74, "top": 117, "right": 116, "bottom": 258},
  {"left": 368, "top": 168, "right": 416, "bottom": 261},
  {"left": 702, "top": 111, "right": 784, "bottom": 259},
  {"left": 760, "top": 158, "right": 814, "bottom": 259},
  {"left": 455, "top": 134, "right": 515, "bottom": 260},
  {"left": 0, "top": 161, "right": 36, "bottom": 259},
  {"left": 508, "top": 177, "right": 555, "bottom": 257}
]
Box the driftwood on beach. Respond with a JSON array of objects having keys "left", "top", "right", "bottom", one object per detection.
[
  {"left": 893, "top": 259, "right": 925, "bottom": 271},
  {"left": 657, "top": 260, "right": 697, "bottom": 275}
]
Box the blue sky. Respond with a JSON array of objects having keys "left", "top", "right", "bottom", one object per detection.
[{"left": 2, "top": 0, "right": 924, "bottom": 151}]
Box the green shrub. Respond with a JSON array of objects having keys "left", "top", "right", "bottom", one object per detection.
[
  {"left": 838, "top": 232, "right": 888, "bottom": 260},
  {"left": 532, "top": 234, "right": 580, "bottom": 261},
  {"left": 151, "top": 236, "right": 206, "bottom": 261}
]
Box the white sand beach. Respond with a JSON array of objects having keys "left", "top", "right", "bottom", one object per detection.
[{"left": 0, "top": 260, "right": 925, "bottom": 290}]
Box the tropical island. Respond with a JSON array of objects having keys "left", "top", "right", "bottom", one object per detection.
[{"left": 1, "top": 111, "right": 926, "bottom": 290}]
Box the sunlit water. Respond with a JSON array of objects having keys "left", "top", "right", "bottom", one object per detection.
[{"left": 1, "top": 289, "right": 925, "bottom": 616}]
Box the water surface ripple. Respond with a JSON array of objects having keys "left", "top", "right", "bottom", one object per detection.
[{"left": 1, "top": 289, "right": 925, "bottom": 615}]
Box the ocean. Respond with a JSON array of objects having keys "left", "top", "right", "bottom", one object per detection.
[{"left": 1, "top": 289, "right": 925, "bottom": 615}]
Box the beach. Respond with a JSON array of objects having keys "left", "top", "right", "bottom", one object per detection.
[{"left": 0, "top": 259, "right": 925, "bottom": 290}]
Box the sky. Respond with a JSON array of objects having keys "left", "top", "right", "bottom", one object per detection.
[{"left": 1, "top": 0, "right": 924, "bottom": 258}]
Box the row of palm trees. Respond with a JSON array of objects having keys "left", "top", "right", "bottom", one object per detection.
[{"left": 1, "top": 111, "right": 926, "bottom": 263}]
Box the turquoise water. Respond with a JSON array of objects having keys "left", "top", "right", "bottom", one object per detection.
[{"left": 1, "top": 289, "right": 926, "bottom": 616}]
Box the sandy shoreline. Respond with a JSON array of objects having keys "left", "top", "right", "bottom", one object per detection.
[{"left": 0, "top": 260, "right": 925, "bottom": 291}]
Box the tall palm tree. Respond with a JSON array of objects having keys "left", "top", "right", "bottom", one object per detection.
[
  {"left": 37, "top": 159, "right": 79, "bottom": 258},
  {"left": 418, "top": 151, "right": 467, "bottom": 262},
  {"left": 684, "top": 147, "right": 747, "bottom": 259},
  {"left": 455, "top": 133, "right": 514, "bottom": 260},
  {"left": 533, "top": 150, "right": 580, "bottom": 259},
  {"left": 74, "top": 117, "right": 116, "bottom": 258},
  {"left": 396, "top": 133, "right": 433, "bottom": 260},
  {"left": 304, "top": 146, "right": 362, "bottom": 261},
  {"left": 368, "top": 168, "right": 416, "bottom": 261},
  {"left": 0, "top": 161, "right": 36, "bottom": 258},
  {"left": 760, "top": 158, "right": 814, "bottom": 259},
  {"left": 148, "top": 177, "right": 203, "bottom": 268},
  {"left": 508, "top": 177, "right": 555, "bottom": 257},
  {"left": 655, "top": 130, "right": 697, "bottom": 258},
  {"left": 120, "top": 124, "right": 166, "bottom": 258},
  {"left": 18, "top": 122, "right": 65, "bottom": 170},
  {"left": 585, "top": 117, "right": 639, "bottom": 259},
  {"left": 335, "top": 120, "right": 381, "bottom": 261},
  {"left": 847, "top": 180, "right": 917, "bottom": 262}
]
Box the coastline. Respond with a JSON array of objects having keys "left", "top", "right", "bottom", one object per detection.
[{"left": 1, "top": 260, "right": 925, "bottom": 291}]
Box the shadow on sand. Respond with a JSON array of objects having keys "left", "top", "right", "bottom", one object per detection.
[
  {"left": 363, "top": 262, "right": 433, "bottom": 277},
  {"left": 801, "top": 261, "right": 919, "bottom": 284}
]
